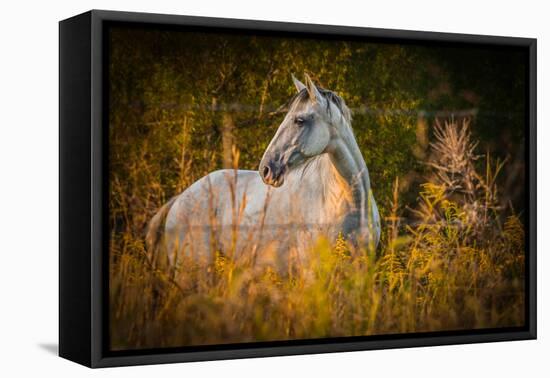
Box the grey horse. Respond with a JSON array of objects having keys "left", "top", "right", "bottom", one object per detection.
[{"left": 146, "top": 74, "right": 380, "bottom": 270}]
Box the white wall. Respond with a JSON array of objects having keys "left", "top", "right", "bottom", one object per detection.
[{"left": 0, "top": 0, "right": 546, "bottom": 376}]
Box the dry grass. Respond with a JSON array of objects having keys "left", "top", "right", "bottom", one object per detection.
[{"left": 109, "top": 119, "right": 525, "bottom": 350}]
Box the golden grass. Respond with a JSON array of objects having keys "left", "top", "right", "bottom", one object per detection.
[{"left": 109, "top": 119, "right": 525, "bottom": 350}]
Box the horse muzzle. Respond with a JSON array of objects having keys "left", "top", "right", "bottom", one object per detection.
[{"left": 259, "top": 159, "right": 286, "bottom": 187}]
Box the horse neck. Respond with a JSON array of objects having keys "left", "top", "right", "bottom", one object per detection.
[{"left": 327, "top": 120, "right": 372, "bottom": 219}]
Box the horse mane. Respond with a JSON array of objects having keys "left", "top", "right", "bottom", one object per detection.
[{"left": 285, "top": 87, "right": 353, "bottom": 126}]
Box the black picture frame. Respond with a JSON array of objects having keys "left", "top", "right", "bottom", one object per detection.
[{"left": 59, "top": 9, "right": 537, "bottom": 368}]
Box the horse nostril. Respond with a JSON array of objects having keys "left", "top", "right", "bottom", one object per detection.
[{"left": 262, "top": 165, "right": 270, "bottom": 179}]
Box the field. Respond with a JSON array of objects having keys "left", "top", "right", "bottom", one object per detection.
[
  {"left": 109, "top": 119, "right": 525, "bottom": 350},
  {"left": 107, "top": 27, "right": 526, "bottom": 350}
]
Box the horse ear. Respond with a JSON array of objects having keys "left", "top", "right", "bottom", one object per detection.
[
  {"left": 291, "top": 73, "right": 306, "bottom": 92},
  {"left": 304, "top": 73, "right": 323, "bottom": 104}
]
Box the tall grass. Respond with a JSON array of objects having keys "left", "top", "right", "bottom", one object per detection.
[{"left": 109, "top": 118, "right": 524, "bottom": 350}]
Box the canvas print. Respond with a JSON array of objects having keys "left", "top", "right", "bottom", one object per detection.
[{"left": 108, "top": 25, "right": 528, "bottom": 351}]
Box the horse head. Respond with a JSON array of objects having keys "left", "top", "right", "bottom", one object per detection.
[{"left": 259, "top": 74, "right": 351, "bottom": 187}]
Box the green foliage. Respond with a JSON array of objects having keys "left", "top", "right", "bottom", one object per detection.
[{"left": 109, "top": 28, "right": 431, "bottom": 221}]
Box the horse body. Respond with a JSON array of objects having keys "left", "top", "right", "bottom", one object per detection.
[{"left": 147, "top": 74, "right": 380, "bottom": 269}]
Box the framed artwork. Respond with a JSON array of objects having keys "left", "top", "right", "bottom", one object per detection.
[{"left": 59, "top": 10, "right": 536, "bottom": 367}]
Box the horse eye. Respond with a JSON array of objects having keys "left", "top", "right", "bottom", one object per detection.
[{"left": 295, "top": 117, "right": 305, "bottom": 126}]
